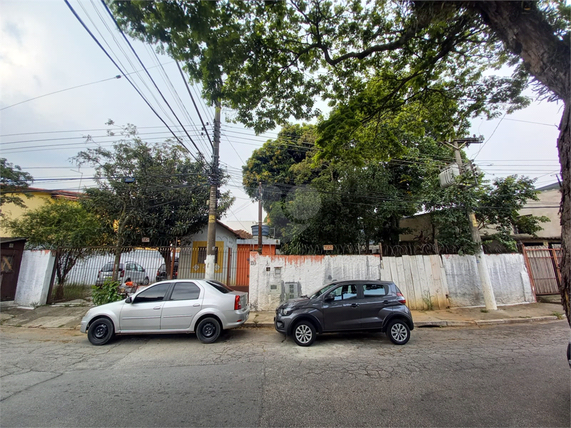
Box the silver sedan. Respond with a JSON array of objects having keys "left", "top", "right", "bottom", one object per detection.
[{"left": 81, "top": 279, "right": 249, "bottom": 345}]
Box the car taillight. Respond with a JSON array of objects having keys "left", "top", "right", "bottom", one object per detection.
[
  {"left": 120, "top": 270, "right": 125, "bottom": 278},
  {"left": 397, "top": 292, "right": 406, "bottom": 304},
  {"left": 234, "top": 295, "right": 241, "bottom": 310}
]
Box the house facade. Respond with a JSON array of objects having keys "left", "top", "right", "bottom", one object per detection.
[
  {"left": 399, "top": 182, "right": 562, "bottom": 248},
  {"left": 178, "top": 220, "right": 280, "bottom": 288},
  {"left": 0, "top": 187, "right": 80, "bottom": 236}
]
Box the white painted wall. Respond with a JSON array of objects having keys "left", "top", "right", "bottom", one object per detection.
[
  {"left": 249, "top": 253, "right": 535, "bottom": 311},
  {"left": 14, "top": 250, "right": 55, "bottom": 308}
]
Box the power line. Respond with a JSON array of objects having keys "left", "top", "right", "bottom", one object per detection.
[
  {"left": 63, "top": 0, "right": 200, "bottom": 162},
  {"left": 0, "top": 76, "right": 122, "bottom": 111},
  {"left": 176, "top": 60, "right": 214, "bottom": 149},
  {"left": 99, "top": 0, "right": 207, "bottom": 161}
]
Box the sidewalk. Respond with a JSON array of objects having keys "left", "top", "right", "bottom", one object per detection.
[{"left": 0, "top": 298, "right": 566, "bottom": 331}]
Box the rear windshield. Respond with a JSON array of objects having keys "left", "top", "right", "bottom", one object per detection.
[
  {"left": 206, "top": 280, "right": 233, "bottom": 294},
  {"left": 102, "top": 263, "right": 122, "bottom": 272}
]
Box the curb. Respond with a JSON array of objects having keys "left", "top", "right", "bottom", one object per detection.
[{"left": 416, "top": 316, "right": 561, "bottom": 328}]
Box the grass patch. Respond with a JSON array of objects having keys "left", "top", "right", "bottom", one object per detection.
[
  {"left": 552, "top": 311, "right": 564, "bottom": 320},
  {"left": 52, "top": 283, "right": 92, "bottom": 302},
  {"left": 480, "top": 309, "right": 488, "bottom": 313}
]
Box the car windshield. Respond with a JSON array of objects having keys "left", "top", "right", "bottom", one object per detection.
[
  {"left": 309, "top": 283, "right": 338, "bottom": 299},
  {"left": 206, "top": 280, "right": 234, "bottom": 294}
]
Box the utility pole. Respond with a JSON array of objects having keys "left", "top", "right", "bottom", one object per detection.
[
  {"left": 258, "top": 182, "right": 263, "bottom": 253},
  {"left": 445, "top": 137, "right": 497, "bottom": 311},
  {"left": 205, "top": 102, "right": 221, "bottom": 280}
]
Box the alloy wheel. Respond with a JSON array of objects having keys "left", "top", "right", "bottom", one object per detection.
[
  {"left": 391, "top": 323, "right": 408, "bottom": 342},
  {"left": 295, "top": 324, "right": 313, "bottom": 344}
]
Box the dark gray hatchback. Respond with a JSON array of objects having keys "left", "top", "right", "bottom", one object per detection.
[{"left": 274, "top": 280, "right": 414, "bottom": 346}]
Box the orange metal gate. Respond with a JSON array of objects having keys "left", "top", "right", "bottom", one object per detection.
[{"left": 522, "top": 247, "right": 562, "bottom": 295}]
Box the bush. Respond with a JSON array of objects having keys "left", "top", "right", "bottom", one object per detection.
[{"left": 92, "top": 279, "right": 123, "bottom": 306}]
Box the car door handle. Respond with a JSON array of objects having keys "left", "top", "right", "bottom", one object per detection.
[
  {"left": 193, "top": 304, "right": 200, "bottom": 307},
  {"left": 153, "top": 306, "right": 162, "bottom": 310},
  {"left": 351, "top": 303, "right": 359, "bottom": 308}
]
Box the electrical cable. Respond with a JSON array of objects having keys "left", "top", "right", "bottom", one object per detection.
[
  {"left": 99, "top": 0, "right": 207, "bottom": 162},
  {"left": 63, "top": 0, "right": 200, "bottom": 162},
  {"left": 176, "top": 60, "right": 214, "bottom": 149},
  {"left": 0, "top": 76, "right": 122, "bottom": 111}
]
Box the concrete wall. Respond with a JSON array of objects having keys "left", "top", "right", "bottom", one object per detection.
[
  {"left": 14, "top": 250, "right": 55, "bottom": 308},
  {"left": 248, "top": 253, "right": 382, "bottom": 311},
  {"left": 441, "top": 254, "right": 534, "bottom": 307},
  {"left": 249, "top": 253, "right": 535, "bottom": 311}
]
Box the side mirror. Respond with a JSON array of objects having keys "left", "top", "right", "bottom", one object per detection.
[
  {"left": 324, "top": 294, "right": 334, "bottom": 302},
  {"left": 125, "top": 296, "right": 133, "bottom": 304}
]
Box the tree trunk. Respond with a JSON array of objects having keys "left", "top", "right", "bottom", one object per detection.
[
  {"left": 471, "top": 1, "right": 570, "bottom": 326},
  {"left": 557, "top": 103, "right": 570, "bottom": 325},
  {"left": 473, "top": 1, "right": 570, "bottom": 101}
]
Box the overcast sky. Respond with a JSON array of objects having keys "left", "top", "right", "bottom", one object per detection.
[{"left": 0, "top": 0, "right": 564, "bottom": 227}]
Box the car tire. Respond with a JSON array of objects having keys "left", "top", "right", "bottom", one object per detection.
[
  {"left": 196, "top": 317, "right": 221, "bottom": 344},
  {"left": 87, "top": 317, "right": 114, "bottom": 346},
  {"left": 143, "top": 277, "right": 149, "bottom": 285},
  {"left": 292, "top": 320, "right": 316, "bottom": 346},
  {"left": 387, "top": 319, "right": 410, "bottom": 345}
]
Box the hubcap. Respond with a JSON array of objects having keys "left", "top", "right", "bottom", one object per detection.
[
  {"left": 391, "top": 323, "right": 408, "bottom": 342},
  {"left": 94, "top": 323, "right": 108, "bottom": 339},
  {"left": 295, "top": 324, "right": 312, "bottom": 344},
  {"left": 202, "top": 323, "right": 216, "bottom": 337}
]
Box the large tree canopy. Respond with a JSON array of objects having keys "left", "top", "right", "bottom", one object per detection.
[{"left": 112, "top": 1, "right": 570, "bottom": 322}]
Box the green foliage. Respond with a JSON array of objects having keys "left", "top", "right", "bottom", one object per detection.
[
  {"left": 74, "top": 123, "right": 234, "bottom": 248},
  {"left": 7, "top": 199, "right": 108, "bottom": 296},
  {"left": 425, "top": 173, "right": 549, "bottom": 253},
  {"left": 92, "top": 279, "right": 123, "bottom": 306},
  {"left": 244, "top": 122, "right": 451, "bottom": 249},
  {"left": 110, "top": 1, "right": 559, "bottom": 134},
  {"left": 0, "top": 158, "right": 34, "bottom": 217},
  {"left": 7, "top": 199, "right": 108, "bottom": 248}
]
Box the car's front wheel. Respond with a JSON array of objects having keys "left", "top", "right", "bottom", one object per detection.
[
  {"left": 87, "top": 317, "right": 114, "bottom": 346},
  {"left": 292, "top": 320, "right": 316, "bottom": 346},
  {"left": 196, "top": 317, "right": 221, "bottom": 344},
  {"left": 387, "top": 319, "right": 410, "bottom": 345}
]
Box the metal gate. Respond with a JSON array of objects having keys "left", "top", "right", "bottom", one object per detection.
[{"left": 522, "top": 247, "right": 562, "bottom": 295}]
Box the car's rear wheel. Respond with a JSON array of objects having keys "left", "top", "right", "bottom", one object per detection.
[
  {"left": 387, "top": 319, "right": 410, "bottom": 345},
  {"left": 196, "top": 317, "right": 221, "bottom": 344},
  {"left": 293, "top": 320, "right": 316, "bottom": 346},
  {"left": 143, "top": 277, "right": 149, "bottom": 285},
  {"left": 87, "top": 318, "right": 114, "bottom": 346}
]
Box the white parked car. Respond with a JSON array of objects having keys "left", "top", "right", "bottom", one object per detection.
[{"left": 81, "top": 279, "right": 249, "bottom": 345}]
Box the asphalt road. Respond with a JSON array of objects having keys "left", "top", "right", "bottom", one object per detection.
[{"left": 1, "top": 321, "right": 569, "bottom": 427}]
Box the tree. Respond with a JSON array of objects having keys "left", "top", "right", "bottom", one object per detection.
[
  {"left": 74, "top": 124, "right": 234, "bottom": 275},
  {"left": 7, "top": 199, "right": 107, "bottom": 300},
  {"left": 112, "top": 1, "right": 570, "bottom": 322},
  {"left": 0, "top": 158, "right": 33, "bottom": 218},
  {"left": 425, "top": 174, "right": 549, "bottom": 254}
]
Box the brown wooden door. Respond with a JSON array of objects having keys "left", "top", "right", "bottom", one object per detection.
[{"left": 1, "top": 245, "right": 24, "bottom": 301}]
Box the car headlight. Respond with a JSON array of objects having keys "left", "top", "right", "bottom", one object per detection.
[{"left": 281, "top": 307, "right": 294, "bottom": 316}]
